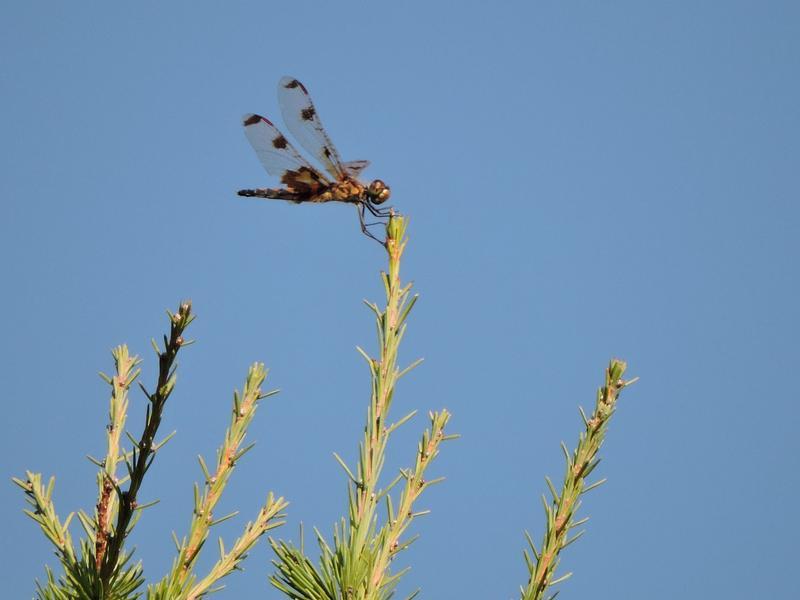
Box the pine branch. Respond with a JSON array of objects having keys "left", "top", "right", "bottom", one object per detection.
[
  {"left": 185, "top": 493, "right": 288, "bottom": 600},
  {"left": 18, "top": 296, "right": 289, "bottom": 600},
  {"left": 368, "top": 410, "right": 457, "bottom": 593},
  {"left": 520, "top": 359, "right": 636, "bottom": 600},
  {"left": 95, "top": 345, "right": 142, "bottom": 570},
  {"left": 99, "top": 301, "right": 195, "bottom": 587},
  {"left": 150, "top": 363, "right": 288, "bottom": 600},
  {"left": 12, "top": 472, "right": 76, "bottom": 566},
  {"left": 270, "top": 214, "right": 456, "bottom": 600}
]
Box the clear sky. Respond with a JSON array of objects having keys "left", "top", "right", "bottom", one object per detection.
[{"left": 2, "top": 2, "right": 798, "bottom": 598}]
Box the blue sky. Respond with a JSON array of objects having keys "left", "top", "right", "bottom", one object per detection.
[{"left": 2, "top": 1, "right": 798, "bottom": 598}]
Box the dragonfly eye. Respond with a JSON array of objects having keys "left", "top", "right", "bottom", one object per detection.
[{"left": 368, "top": 180, "right": 391, "bottom": 204}]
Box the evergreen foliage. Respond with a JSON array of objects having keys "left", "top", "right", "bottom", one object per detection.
[{"left": 16, "top": 215, "right": 634, "bottom": 599}]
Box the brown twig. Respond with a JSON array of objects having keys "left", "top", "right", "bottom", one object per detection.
[
  {"left": 99, "top": 301, "right": 194, "bottom": 586},
  {"left": 94, "top": 475, "right": 114, "bottom": 570}
]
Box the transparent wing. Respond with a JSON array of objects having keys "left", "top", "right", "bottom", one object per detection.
[
  {"left": 241, "top": 113, "right": 331, "bottom": 186},
  {"left": 342, "top": 160, "right": 370, "bottom": 178},
  {"left": 277, "top": 76, "right": 347, "bottom": 180}
]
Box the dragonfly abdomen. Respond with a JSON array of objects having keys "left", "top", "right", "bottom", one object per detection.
[{"left": 237, "top": 188, "right": 304, "bottom": 203}]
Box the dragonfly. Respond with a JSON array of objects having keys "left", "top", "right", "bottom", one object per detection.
[{"left": 237, "top": 77, "right": 392, "bottom": 242}]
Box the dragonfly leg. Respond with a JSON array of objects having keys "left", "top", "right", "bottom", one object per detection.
[
  {"left": 364, "top": 202, "right": 393, "bottom": 218},
  {"left": 356, "top": 204, "right": 386, "bottom": 244}
]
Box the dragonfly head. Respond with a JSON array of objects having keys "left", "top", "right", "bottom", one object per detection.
[{"left": 367, "top": 180, "right": 391, "bottom": 205}]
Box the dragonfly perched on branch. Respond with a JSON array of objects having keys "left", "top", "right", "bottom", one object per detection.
[{"left": 237, "top": 77, "right": 392, "bottom": 243}]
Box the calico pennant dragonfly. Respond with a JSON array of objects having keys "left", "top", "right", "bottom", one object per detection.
[{"left": 237, "top": 77, "right": 391, "bottom": 242}]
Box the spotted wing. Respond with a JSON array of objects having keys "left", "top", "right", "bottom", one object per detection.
[
  {"left": 242, "top": 113, "right": 332, "bottom": 192},
  {"left": 277, "top": 76, "right": 348, "bottom": 180}
]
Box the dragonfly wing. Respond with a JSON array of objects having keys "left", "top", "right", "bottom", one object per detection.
[
  {"left": 342, "top": 160, "right": 370, "bottom": 178},
  {"left": 241, "top": 113, "right": 332, "bottom": 192},
  {"left": 277, "top": 76, "right": 347, "bottom": 180}
]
